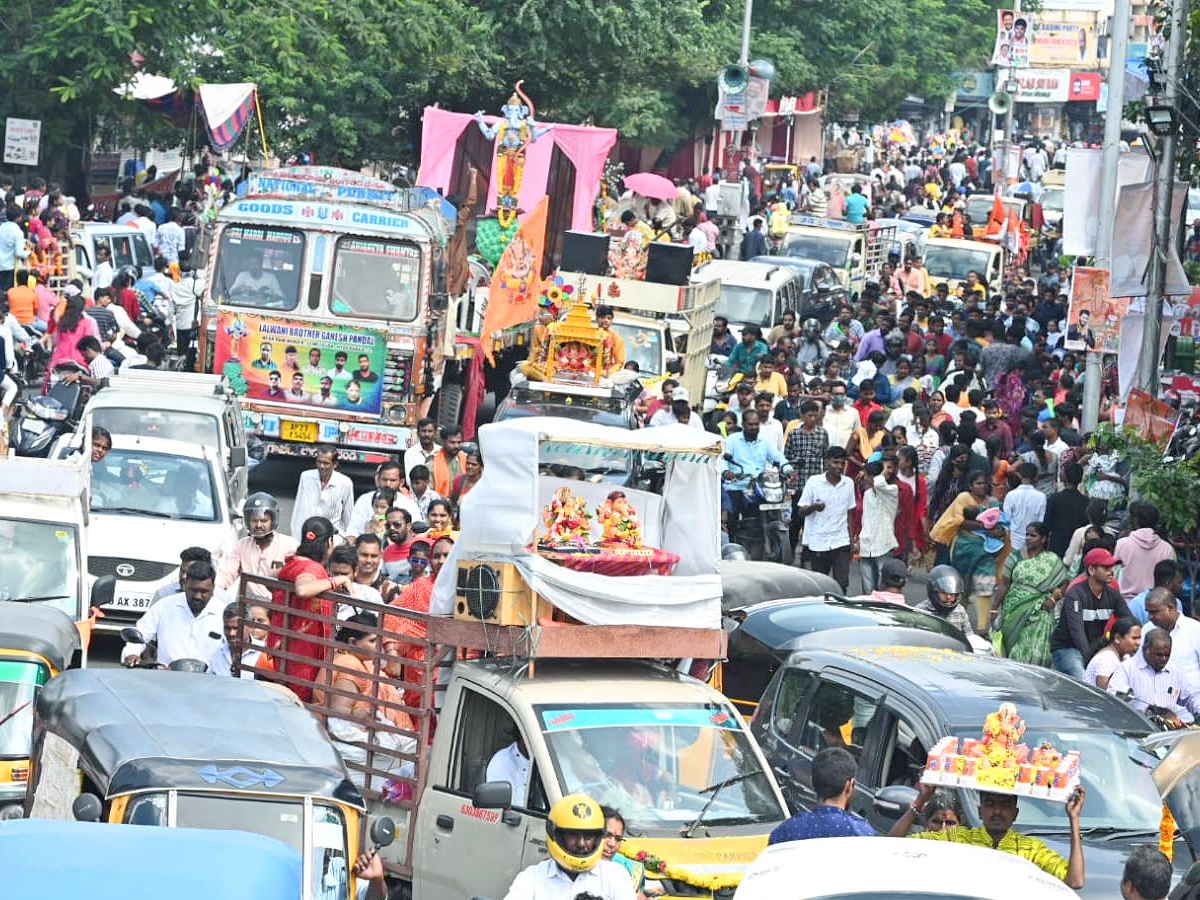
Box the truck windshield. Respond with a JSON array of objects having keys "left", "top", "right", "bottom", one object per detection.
[
  {"left": 716, "top": 285, "right": 774, "bottom": 328},
  {"left": 0, "top": 660, "right": 48, "bottom": 757},
  {"left": 0, "top": 519, "right": 79, "bottom": 614},
  {"left": 610, "top": 322, "right": 664, "bottom": 376},
  {"left": 212, "top": 225, "right": 304, "bottom": 311},
  {"left": 784, "top": 234, "right": 849, "bottom": 268},
  {"left": 923, "top": 245, "right": 994, "bottom": 282},
  {"left": 91, "top": 449, "right": 219, "bottom": 522},
  {"left": 330, "top": 237, "right": 421, "bottom": 321},
  {"left": 91, "top": 408, "right": 220, "bottom": 448},
  {"left": 538, "top": 703, "right": 785, "bottom": 835},
  {"left": 126, "top": 794, "right": 349, "bottom": 899}
]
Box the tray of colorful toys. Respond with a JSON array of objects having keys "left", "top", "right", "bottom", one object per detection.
[{"left": 920, "top": 703, "right": 1081, "bottom": 801}]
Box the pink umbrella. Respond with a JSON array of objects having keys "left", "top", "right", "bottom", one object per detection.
[{"left": 623, "top": 172, "right": 677, "bottom": 201}]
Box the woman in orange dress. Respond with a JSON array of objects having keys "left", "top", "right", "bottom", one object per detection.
[{"left": 270, "top": 516, "right": 352, "bottom": 702}]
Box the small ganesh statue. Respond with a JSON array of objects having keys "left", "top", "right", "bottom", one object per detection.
[
  {"left": 981, "top": 702, "right": 1026, "bottom": 767},
  {"left": 597, "top": 490, "right": 643, "bottom": 549},
  {"left": 609, "top": 230, "right": 648, "bottom": 280},
  {"left": 542, "top": 487, "right": 593, "bottom": 546}
]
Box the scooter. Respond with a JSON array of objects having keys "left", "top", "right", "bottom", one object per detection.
[
  {"left": 10, "top": 361, "right": 89, "bottom": 457},
  {"left": 724, "top": 456, "right": 793, "bottom": 565}
]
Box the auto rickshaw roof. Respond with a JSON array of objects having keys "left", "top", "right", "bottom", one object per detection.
[
  {"left": 36, "top": 669, "right": 363, "bottom": 805},
  {"left": 0, "top": 603, "right": 81, "bottom": 672},
  {"left": 0, "top": 819, "right": 302, "bottom": 900}
]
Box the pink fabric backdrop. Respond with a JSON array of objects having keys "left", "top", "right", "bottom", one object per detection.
[{"left": 417, "top": 107, "right": 617, "bottom": 232}]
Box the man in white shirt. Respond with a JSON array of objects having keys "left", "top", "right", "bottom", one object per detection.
[
  {"left": 291, "top": 446, "right": 355, "bottom": 536},
  {"left": 133, "top": 204, "right": 158, "bottom": 249},
  {"left": 796, "top": 446, "right": 857, "bottom": 592},
  {"left": 156, "top": 210, "right": 187, "bottom": 264},
  {"left": 1040, "top": 417, "right": 1070, "bottom": 456},
  {"left": 1145, "top": 589, "right": 1200, "bottom": 694},
  {"left": 94, "top": 286, "right": 141, "bottom": 340},
  {"left": 121, "top": 561, "right": 225, "bottom": 666},
  {"left": 703, "top": 179, "right": 722, "bottom": 214},
  {"left": 348, "top": 461, "right": 421, "bottom": 536},
  {"left": 647, "top": 389, "right": 704, "bottom": 429},
  {"left": 503, "top": 795, "right": 635, "bottom": 900},
  {"left": 753, "top": 393, "right": 785, "bottom": 450},
  {"left": 1003, "top": 463, "right": 1047, "bottom": 552},
  {"left": 404, "top": 418, "right": 439, "bottom": 485},
  {"left": 92, "top": 244, "right": 115, "bottom": 291},
  {"left": 822, "top": 381, "right": 859, "bottom": 449},
  {"left": 486, "top": 733, "right": 531, "bottom": 804},
  {"left": 856, "top": 455, "right": 900, "bottom": 593}
]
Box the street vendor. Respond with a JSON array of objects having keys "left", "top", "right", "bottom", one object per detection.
[{"left": 888, "top": 782, "right": 1086, "bottom": 889}]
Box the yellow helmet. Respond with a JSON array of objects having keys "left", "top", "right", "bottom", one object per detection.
[{"left": 545, "top": 793, "right": 605, "bottom": 874}]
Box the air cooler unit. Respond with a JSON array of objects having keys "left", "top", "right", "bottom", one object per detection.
[{"left": 453, "top": 561, "right": 552, "bottom": 626}]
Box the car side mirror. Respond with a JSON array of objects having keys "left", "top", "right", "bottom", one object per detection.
[
  {"left": 873, "top": 784, "right": 919, "bottom": 820},
  {"left": 370, "top": 816, "right": 396, "bottom": 848},
  {"left": 230, "top": 446, "right": 247, "bottom": 468},
  {"left": 72, "top": 793, "right": 103, "bottom": 822},
  {"left": 120, "top": 627, "right": 146, "bottom": 645},
  {"left": 90, "top": 575, "right": 116, "bottom": 609},
  {"left": 472, "top": 781, "right": 513, "bottom": 810}
]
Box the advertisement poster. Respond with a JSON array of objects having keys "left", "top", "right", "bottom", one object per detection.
[
  {"left": 992, "top": 10, "right": 1031, "bottom": 67},
  {"left": 214, "top": 311, "right": 388, "bottom": 415},
  {"left": 1065, "top": 267, "right": 1129, "bottom": 354},
  {"left": 3, "top": 117, "right": 41, "bottom": 166},
  {"left": 992, "top": 10, "right": 1098, "bottom": 68},
  {"left": 1124, "top": 388, "right": 1179, "bottom": 445}
]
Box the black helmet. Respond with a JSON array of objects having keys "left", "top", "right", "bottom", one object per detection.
[
  {"left": 721, "top": 542, "right": 749, "bottom": 561},
  {"left": 802, "top": 317, "right": 821, "bottom": 336},
  {"left": 117, "top": 264, "right": 140, "bottom": 285},
  {"left": 926, "top": 565, "right": 966, "bottom": 610},
  {"left": 243, "top": 491, "right": 279, "bottom": 538}
]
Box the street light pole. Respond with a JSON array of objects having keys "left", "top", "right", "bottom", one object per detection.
[
  {"left": 740, "top": 0, "right": 753, "bottom": 66},
  {"left": 1001, "top": 0, "right": 1021, "bottom": 188},
  {"left": 1137, "top": 0, "right": 1188, "bottom": 393},
  {"left": 1083, "top": 0, "right": 1131, "bottom": 431}
]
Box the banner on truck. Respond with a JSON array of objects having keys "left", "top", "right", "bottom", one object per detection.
[{"left": 214, "top": 311, "right": 388, "bottom": 415}]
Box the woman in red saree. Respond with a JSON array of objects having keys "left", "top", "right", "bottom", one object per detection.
[
  {"left": 384, "top": 537, "right": 453, "bottom": 708},
  {"left": 271, "top": 516, "right": 352, "bottom": 702}
]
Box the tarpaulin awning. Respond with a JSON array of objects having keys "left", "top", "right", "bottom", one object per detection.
[{"left": 198, "top": 83, "right": 257, "bottom": 151}]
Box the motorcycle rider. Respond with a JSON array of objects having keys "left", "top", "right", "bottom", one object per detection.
[
  {"left": 216, "top": 492, "right": 299, "bottom": 599},
  {"left": 121, "top": 560, "right": 225, "bottom": 667},
  {"left": 795, "top": 317, "right": 829, "bottom": 369},
  {"left": 503, "top": 793, "right": 635, "bottom": 900},
  {"left": 916, "top": 565, "right": 972, "bottom": 638}
]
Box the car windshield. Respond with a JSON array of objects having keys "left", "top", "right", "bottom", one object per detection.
[
  {"left": 538, "top": 439, "right": 633, "bottom": 481},
  {"left": 91, "top": 408, "right": 220, "bottom": 448},
  {"left": 923, "top": 245, "right": 994, "bottom": 282},
  {"left": 0, "top": 519, "right": 80, "bottom": 615},
  {"left": 212, "top": 225, "right": 304, "bottom": 310},
  {"left": 610, "top": 322, "right": 664, "bottom": 376},
  {"left": 951, "top": 728, "right": 1161, "bottom": 833},
  {"left": 1042, "top": 189, "right": 1064, "bottom": 213},
  {"left": 785, "top": 235, "right": 849, "bottom": 269},
  {"left": 330, "top": 237, "right": 422, "bottom": 321},
  {"left": 127, "top": 794, "right": 348, "bottom": 899},
  {"left": 501, "top": 387, "right": 632, "bottom": 430},
  {"left": 538, "top": 703, "right": 785, "bottom": 836},
  {"left": 716, "top": 285, "right": 774, "bottom": 327},
  {"left": 0, "top": 660, "right": 48, "bottom": 757},
  {"left": 91, "top": 448, "right": 219, "bottom": 522}
]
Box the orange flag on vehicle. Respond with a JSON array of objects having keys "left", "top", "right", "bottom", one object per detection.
[
  {"left": 481, "top": 196, "right": 550, "bottom": 365},
  {"left": 74, "top": 606, "right": 106, "bottom": 653},
  {"left": 986, "top": 193, "right": 1006, "bottom": 236}
]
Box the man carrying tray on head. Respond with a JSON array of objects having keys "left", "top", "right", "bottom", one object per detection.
[{"left": 888, "top": 781, "right": 1086, "bottom": 889}]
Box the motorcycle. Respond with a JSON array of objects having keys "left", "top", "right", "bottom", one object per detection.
[
  {"left": 11, "top": 362, "right": 89, "bottom": 457},
  {"left": 724, "top": 456, "right": 793, "bottom": 565}
]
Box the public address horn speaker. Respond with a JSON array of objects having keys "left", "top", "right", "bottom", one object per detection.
[
  {"left": 988, "top": 91, "right": 1012, "bottom": 116},
  {"left": 718, "top": 65, "right": 750, "bottom": 95}
]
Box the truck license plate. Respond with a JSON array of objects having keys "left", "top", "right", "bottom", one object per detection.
[{"left": 282, "top": 420, "right": 319, "bottom": 443}]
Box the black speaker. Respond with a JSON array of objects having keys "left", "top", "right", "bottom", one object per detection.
[
  {"left": 560, "top": 230, "right": 609, "bottom": 275},
  {"left": 646, "top": 242, "right": 694, "bottom": 286}
]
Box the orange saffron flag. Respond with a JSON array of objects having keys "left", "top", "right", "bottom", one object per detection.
[
  {"left": 481, "top": 196, "right": 550, "bottom": 365},
  {"left": 986, "top": 193, "right": 1006, "bottom": 235},
  {"left": 951, "top": 210, "right": 964, "bottom": 239}
]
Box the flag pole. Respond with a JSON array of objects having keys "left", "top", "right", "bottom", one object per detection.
[{"left": 254, "top": 89, "right": 270, "bottom": 160}]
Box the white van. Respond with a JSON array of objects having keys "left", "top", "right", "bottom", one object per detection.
[
  {"left": 691, "top": 259, "right": 804, "bottom": 338},
  {"left": 71, "top": 223, "right": 154, "bottom": 290}
]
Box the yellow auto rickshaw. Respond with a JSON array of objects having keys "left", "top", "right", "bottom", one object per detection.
[
  {"left": 25, "top": 668, "right": 395, "bottom": 900},
  {"left": 0, "top": 603, "right": 82, "bottom": 818}
]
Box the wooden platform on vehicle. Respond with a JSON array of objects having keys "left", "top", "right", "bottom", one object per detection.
[{"left": 426, "top": 617, "right": 727, "bottom": 660}]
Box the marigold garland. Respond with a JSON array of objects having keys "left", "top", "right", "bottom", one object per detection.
[
  {"left": 1161, "top": 802, "right": 1177, "bottom": 861},
  {"left": 619, "top": 841, "right": 745, "bottom": 892}
]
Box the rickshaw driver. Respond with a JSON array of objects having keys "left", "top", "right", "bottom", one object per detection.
[{"left": 122, "top": 560, "right": 225, "bottom": 667}]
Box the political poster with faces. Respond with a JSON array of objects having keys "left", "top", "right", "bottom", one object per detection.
[{"left": 1065, "top": 267, "right": 1128, "bottom": 354}]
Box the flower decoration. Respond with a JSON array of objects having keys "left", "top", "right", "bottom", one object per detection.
[
  {"left": 537, "top": 274, "right": 574, "bottom": 317},
  {"left": 619, "top": 841, "right": 742, "bottom": 892}
]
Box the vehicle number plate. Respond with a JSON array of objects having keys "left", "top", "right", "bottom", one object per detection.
[
  {"left": 108, "top": 594, "right": 154, "bottom": 611},
  {"left": 758, "top": 502, "right": 784, "bottom": 511},
  {"left": 282, "top": 420, "right": 319, "bottom": 443}
]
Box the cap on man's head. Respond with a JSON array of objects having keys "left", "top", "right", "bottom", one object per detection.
[
  {"left": 671, "top": 386, "right": 691, "bottom": 403},
  {"left": 737, "top": 382, "right": 754, "bottom": 394},
  {"left": 879, "top": 557, "right": 908, "bottom": 587},
  {"left": 1083, "top": 547, "right": 1121, "bottom": 568}
]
